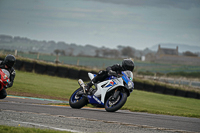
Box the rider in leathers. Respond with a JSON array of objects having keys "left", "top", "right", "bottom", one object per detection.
[
  {"left": 85, "top": 58, "right": 134, "bottom": 92},
  {"left": 0, "top": 55, "right": 16, "bottom": 99}
]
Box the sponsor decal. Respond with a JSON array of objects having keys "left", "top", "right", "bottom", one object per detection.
[
  {"left": 93, "top": 96, "right": 101, "bottom": 104},
  {"left": 106, "top": 80, "right": 116, "bottom": 87},
  {"left": 110, "top": 81, "right": 114, "bottom": 85}
]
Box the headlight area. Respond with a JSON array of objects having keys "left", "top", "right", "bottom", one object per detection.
[{"left": 128, "top": 82, "right": 134, "bottom": 89}]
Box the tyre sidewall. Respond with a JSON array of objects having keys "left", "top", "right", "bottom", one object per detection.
[
  {"left": 105, "top": 92, "right": 127, "bottom": 112},
  {"left": 69, "top": 88, "right": 88, "bottom": 109}
]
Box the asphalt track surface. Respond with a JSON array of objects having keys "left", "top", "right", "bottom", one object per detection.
[{"left": 0, "top": 96, "right": 200, "bottom": 133}]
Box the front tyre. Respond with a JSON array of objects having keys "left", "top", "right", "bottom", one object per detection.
[
  {"left": 105, "top": 92, "right": 127, "bottom": 112},
  {"left": 69, "top": 88, "right": 88, "bottom": 109}
]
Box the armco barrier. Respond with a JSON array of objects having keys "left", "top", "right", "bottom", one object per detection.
[
  {"left": 154, "top": 84, "right": 166, "bottom": 94},
  {"left": 143, "top": 83, "right": 154, "bottom": 92},
  {"left": 67, "top": 68, "right": 79, "bottom": 79},
  {"left": 46, "top": 65, "right": 57, "bottom": 76},
  {"left": 14, "top": 60, "right": 23, "bottom": 70},
  {"left": 186, "top": 91, "right": 198, "bottom": 99},
  {"left": 23, "top": 61, "right": 34, "bottom": 72},
  {"left": 135, "top": 80, "right": 199, "bottom": 99},
  {"left": 175, "top": 89, "right": 186, "bottom": 97},
  {"left": 198, "top": 94, "right": 200, "bottom": 99},
  {"left": 79, "top": 70, "right": 90, "bottom": 81},
  {"left": 134, "top": 81, "right": 144, "bottom": 91},
  {"left": 57, "top": 66, "right": 68, "bottom": 78},
  {"left": 164, "top": 88, "right": 177, "bottom": 96},
  {"left": 35, "top": 63, "right": 46, "bottom": 74}
]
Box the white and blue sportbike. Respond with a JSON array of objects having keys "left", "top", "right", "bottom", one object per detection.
[{"left": 69, "top": 71, "right": 134, "bottom": 112}]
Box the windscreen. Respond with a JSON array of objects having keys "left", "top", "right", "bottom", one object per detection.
[
  {"left": 2, "top": 69, "right": 10, "bottom": 78},
  {"left": 123, "top": 70, "right": 133, "bottom": 81}
]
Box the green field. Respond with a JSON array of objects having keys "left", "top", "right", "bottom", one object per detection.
[
  {"left": 7, "top": 70, "right": 200, "bottom": 118},
  {"left": 18, "top": 53, "right": 200, "bottom": 73},
  {"left": 2, "top": 51, "right": 200, "bottom": 73}
]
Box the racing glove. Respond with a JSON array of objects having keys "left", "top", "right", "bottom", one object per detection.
[{"left": 108, "top": 70, "right": 117, "bottom": 77}]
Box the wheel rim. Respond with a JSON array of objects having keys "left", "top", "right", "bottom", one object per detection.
[
  {"left": 70, "top": 89, "right": 83, "bottom": 103},
  {"left": 106, "top": 93, "right": 123, "bottom": 108}
]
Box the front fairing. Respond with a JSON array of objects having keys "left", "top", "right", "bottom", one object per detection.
[
  {"left": 121, "top": 71, "right": 134, "bottom": 92},
  {"left": 0, "top": 69, "right": 10, "bottom": 91}
]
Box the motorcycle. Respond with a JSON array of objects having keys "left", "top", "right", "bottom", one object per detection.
[
  {"left": 0, "top": 68, "right": 10, "bottom": 91},
  {"left": 69, "top": 70, "right": 134, "bottom": 112}
]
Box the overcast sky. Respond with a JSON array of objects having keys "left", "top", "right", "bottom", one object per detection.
[{"left": 0, "top": 0, "right": 200, "bottom": 50}]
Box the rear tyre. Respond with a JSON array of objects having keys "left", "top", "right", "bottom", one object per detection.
[
  {"left": 69, "top": 88, "right": 88, "bottom": 109},
  {"left": 105, "top": 91, "right": 127, "bottom": 112}
]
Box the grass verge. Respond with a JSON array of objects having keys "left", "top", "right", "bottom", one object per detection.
[
  {"left": 7, "top": 70, "right": 200, "bottom": 118},
  {"left": 0, "top": 125, "right": 72, "bottom": 133},
  {"left": 123, "top": 90, "right": 200, "bottom": 118}
]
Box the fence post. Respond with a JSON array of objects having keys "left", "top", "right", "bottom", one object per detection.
[
  {"left": 15, "top": 49, "right": 17, "bottom": 56},
  {"left": 189, "top": 80, "right": 192, "bottom": 86},
  {"left": 77, "top": 59, "right": 79, "bottom": 66},
  {"left": 37, "top": 53, "right": 40, "bottom": 60}
]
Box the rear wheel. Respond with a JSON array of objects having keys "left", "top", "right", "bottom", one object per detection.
[
  {"left": 105, "top": 91, "right": 127, "bottom": 112},
  {"left": 69, "top": 88, "right": 88, "bottom": 109}
]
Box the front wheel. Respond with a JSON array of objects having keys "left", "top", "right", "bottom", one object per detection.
[
  {"left": 69, "top": 88, "right": 88, "bottom": 109},
  {"left": 105, "top": 91, "right": 127, "bottom": 112}
]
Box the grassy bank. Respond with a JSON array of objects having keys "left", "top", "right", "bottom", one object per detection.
[
  {"left": 167, "top": 71, "right": 200, "bottom": 78},
  {"left": 7, "top": 70, "right": 200, "bottom": 118},
  {"left": 123, "top": 90, "right": 200, "bottom": 117},
  {"left": 8, "top": 70, "right": 78, "bottom": 101},
  {"left": 138, "top": 71, "right": 200, "bottom": 79}
]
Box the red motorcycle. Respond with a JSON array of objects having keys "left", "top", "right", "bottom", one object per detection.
[{"left": 0, "top": 69, "right": 10, "bottom": 91}]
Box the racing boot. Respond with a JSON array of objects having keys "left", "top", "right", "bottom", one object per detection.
[{"left": 85, "top": 81, "right": 94, "bottom": 94}]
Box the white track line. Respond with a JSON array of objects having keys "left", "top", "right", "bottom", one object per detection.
[{"left": 11, "top": 120, "right": 83, "bottom": 133}]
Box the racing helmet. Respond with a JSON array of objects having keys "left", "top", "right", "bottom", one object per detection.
[
  {"left": 3, "top": 54, "right": 16, "bottom": 68},
  {"left": 122, "top": 59, "right": 134, "bottom": 71}
]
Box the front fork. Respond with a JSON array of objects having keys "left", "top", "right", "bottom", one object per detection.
[{"left": 111, "top": 89, "right": 120, "bottom": 100}]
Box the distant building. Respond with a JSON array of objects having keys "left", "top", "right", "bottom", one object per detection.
[
  {"left": 141, "top": 56, "right": 145, "bottom": 61},
  {"left": 145, "top": 45, "right": 200, "bottom": 65},
  {"left": 157, "top": 45, "right": 178, "bottom": 56}
]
